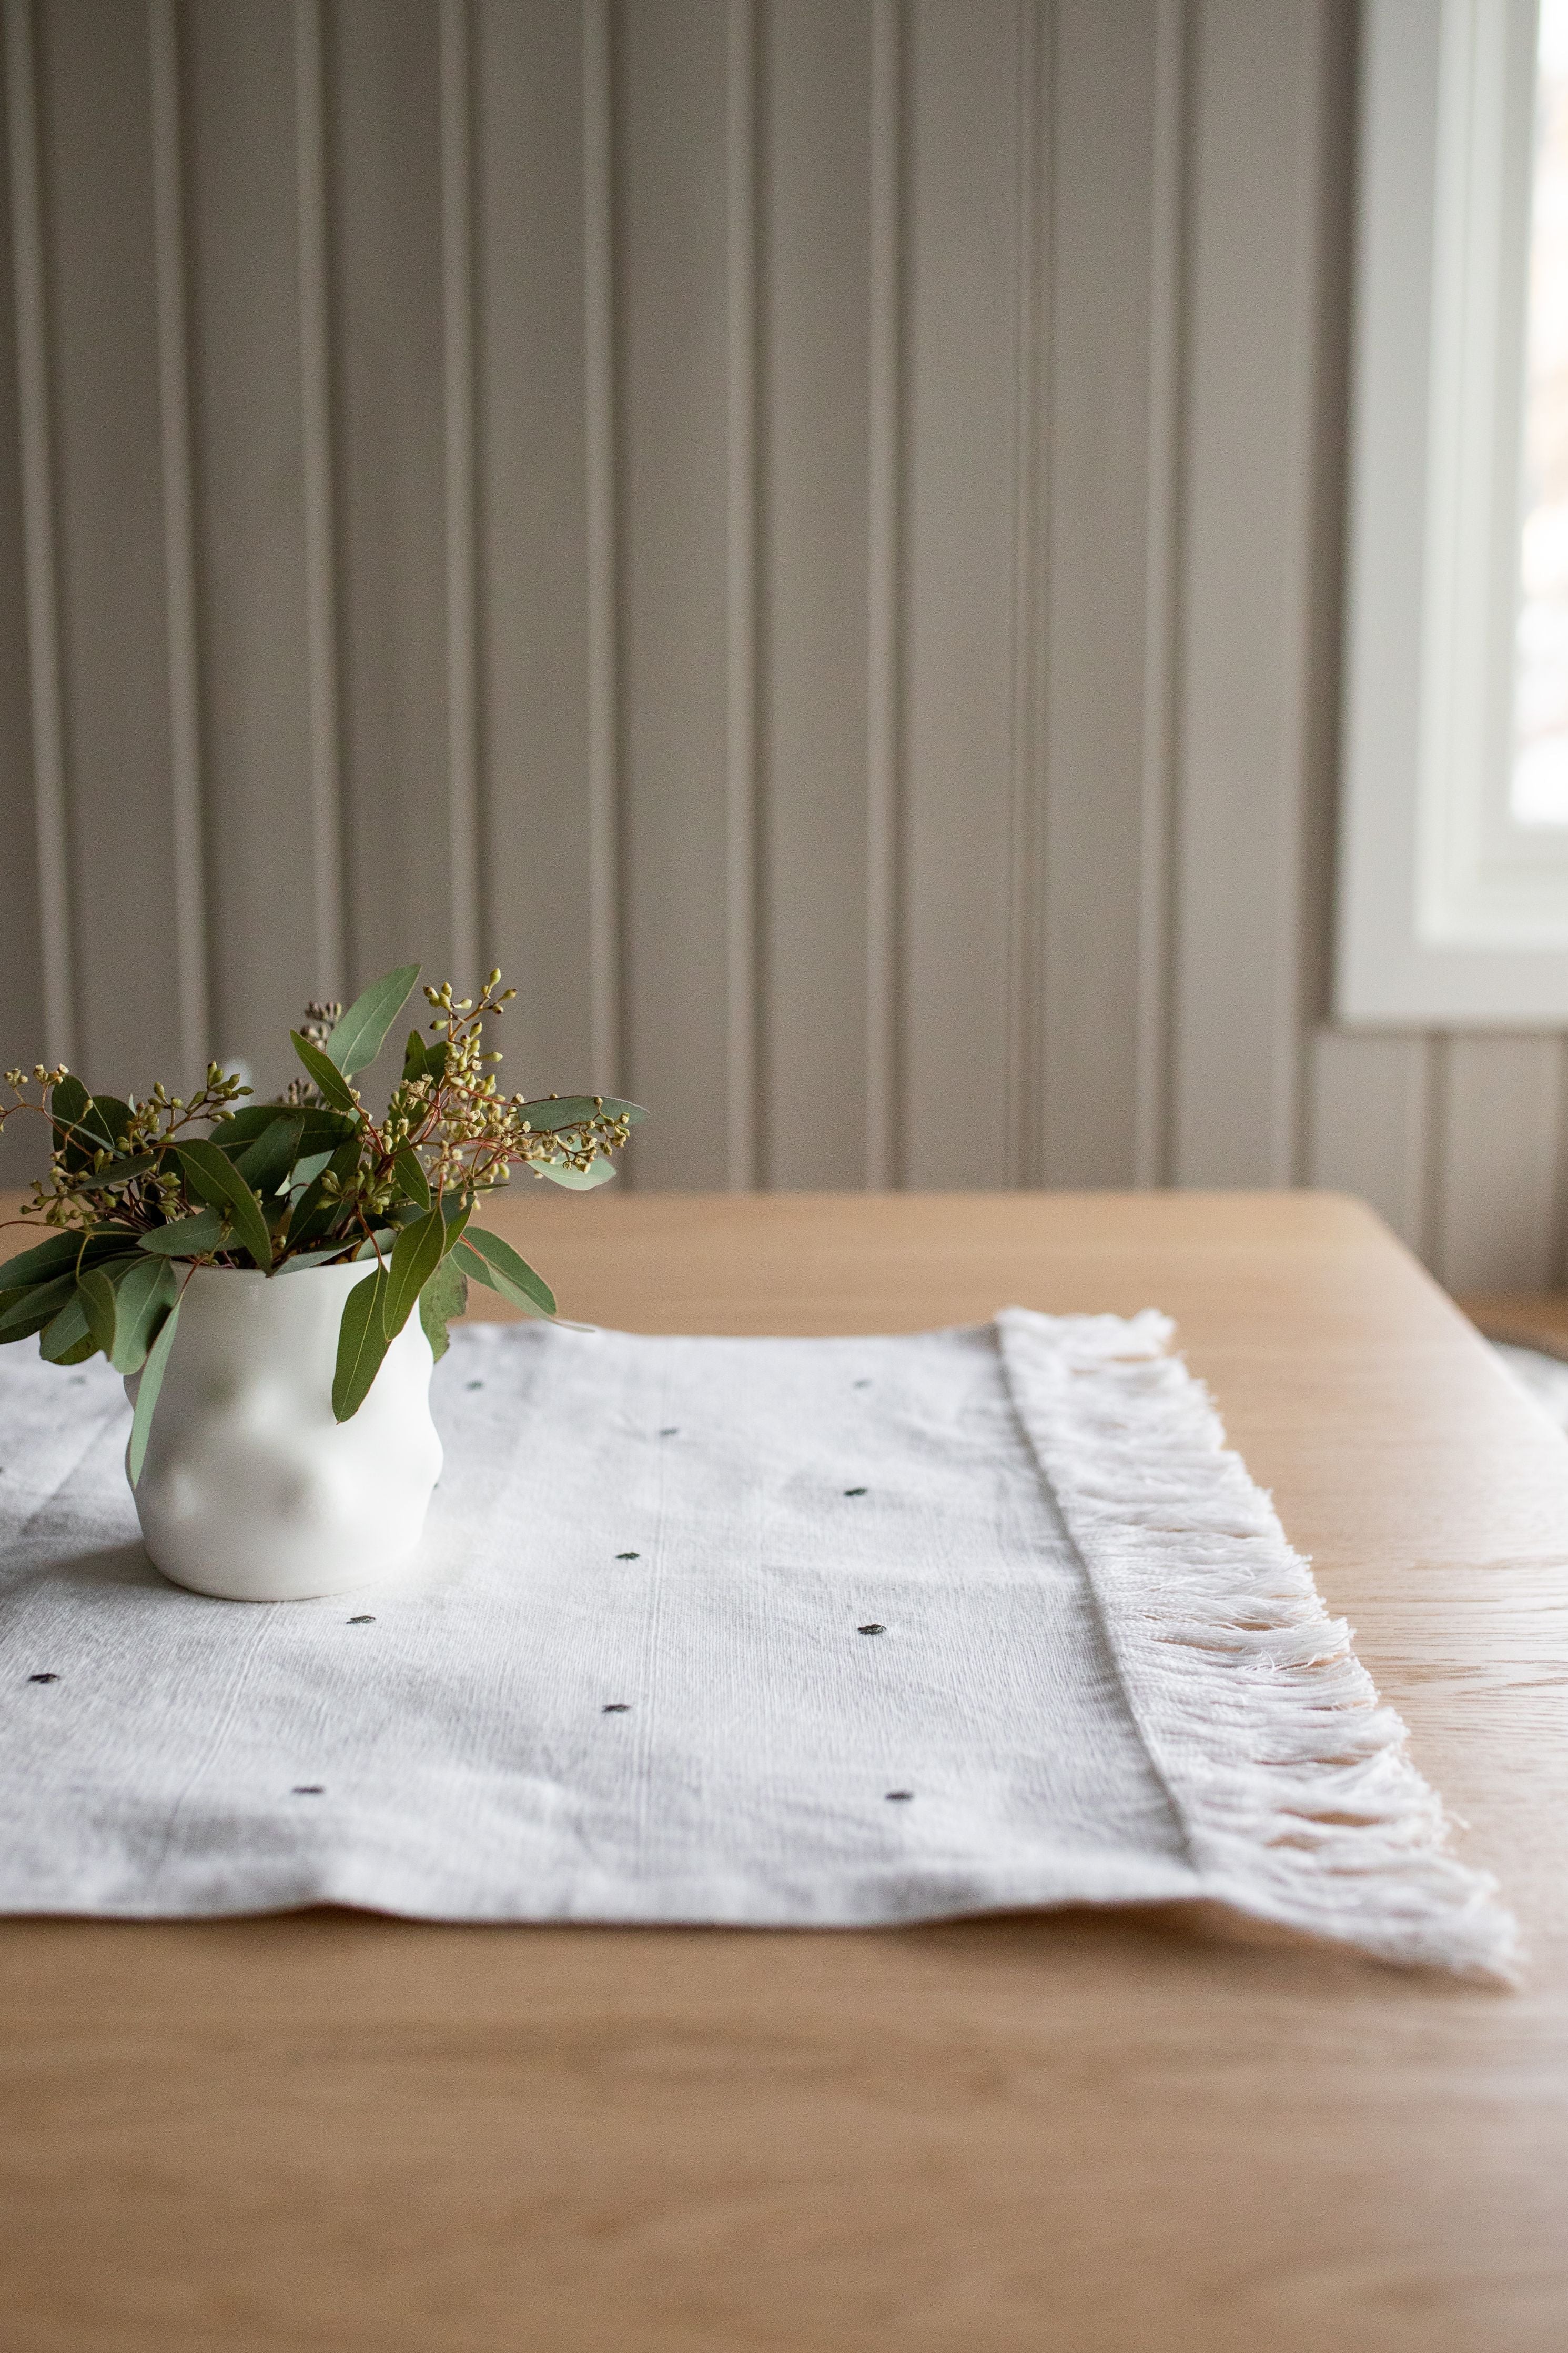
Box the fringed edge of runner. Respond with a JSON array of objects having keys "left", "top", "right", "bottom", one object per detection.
[{"left": 996, "top": 1306, "right": 1520, "bottom": 1982}]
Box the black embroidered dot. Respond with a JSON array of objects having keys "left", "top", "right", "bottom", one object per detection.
[
  {"left": 292, "top": 1785, "right": 325, "bottom": 1796},
  {"left": 858, "top": 1623, "right": 885, "bottom": 1636},
  {"left": 348, "top": 1614, "right": 375, "bottom": 1624},
  {"left": 602, "top": 1702, "right": 631, "bottom": 1714},
  {"left": 853, "top": 1379, "right": 872, "bottom": 1390},
  {"left": 659, "top": 1426, "right": 680, "bottom": 1438},
  {"left": 885, "top": 1789, "right": 914, "bottom": 1802},
  {"left": 28, "top": 1672, "right": 59, "bottom": 1684},
  {"left": 466, "top": 1380, "right": 484, "bottom": 1391},
  {"left": 616, "top": 1551, "right": 640, "bottom": 1561},
  {"left": 844, "top": 1486, "right": 868, "bottom": 1497}
]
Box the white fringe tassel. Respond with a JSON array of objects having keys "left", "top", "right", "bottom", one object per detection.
[{"left": 997, "top": 1307, "right": 1520, "bottom": 1980}]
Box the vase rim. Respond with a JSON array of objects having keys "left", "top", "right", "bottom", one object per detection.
[{"left": 180, "top": 1256, "right": 375, "bottom": 1286}]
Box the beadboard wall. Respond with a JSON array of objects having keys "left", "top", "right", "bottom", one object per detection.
[{"left": 1, "top": 0, "right": 1563, "bottom": 1290}]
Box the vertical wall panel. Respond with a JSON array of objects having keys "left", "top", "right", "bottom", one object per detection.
[
  {"left": 863, "top": 0, "right": 903, "bottom": 1188},
  {"left": 723, "top": 0, "right": 758, "bottom": 1191},
  {"left": 616, "top": 0, "right": 732, "bottom": 1187},
  {"left": 1308, "top": 1028, "right": 1431, "bottom": 1252},
  {"left": 1039, "top": 0, "right": 1162, "bottom": 1188},
  {"left": 184, "top": 0, "right": 317, "bottom": 1095},
  {"left": 150, "top": 0, "right": 209, "bottom": 1083},
  {"left": 901, "top": 0, "right": 1022, "bottom": 1189},
  {"left": 36, "top": 0, "right": 182, "bottom": 1093},
  {"left": 295, "top": 0, "right": 346, "bottom": 1008},
  {"left": 759, "top": 0, "right": 873, "bottom": 1188},
  {"left": 472, "top": 0, "right": 595, "bottom": 1090},
  {"left": 583, "top": 0, "right": 619, "bottom": 1095},
  {"left": 1433, "top": 1037, "right": 1564, "bottom": 1293},
  {"left": 0, "top": 12, "right": 45, "bottom": 1182},
  {"left": 1170, "top": 0, "right": 1327, "bottom": 1186},
  {"left": 440, "top": 0, "right": 479, "bottom": 994},
  {"left": 1004, "top": 0, "right": 1046, "bottom": 1188},
  {"left": 4, "top": 0, "right": 1562, "bottom": 1296},
  {"left": 5, "top": 0, "right": 69, "bottom": 1116},
  {"left": 1132, "top": 0, "right": 1186, "bottom": 1190},
  {"left": 329, "top": 0, "right": 450, "bottom": 991}
]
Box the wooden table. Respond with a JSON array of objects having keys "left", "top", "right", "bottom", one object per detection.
[
  {"left": 2, "top": 1189, "right": 1566, "bottom": 2352},
  {"left": 1461, "top": 1289, "right": 1568, "bottom": 1360}
]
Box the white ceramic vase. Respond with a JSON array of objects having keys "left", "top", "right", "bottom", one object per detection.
[{"left": 126, "top": 1262, "right": 443, "bottom": 1603}]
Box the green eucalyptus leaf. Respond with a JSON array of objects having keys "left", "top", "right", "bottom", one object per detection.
[
  {"left": 47, "top": 1329, "right": 100, "bottom": 1365},
  {"left": 1, "top": 1314, "right": 68, "bottom": 1348},
  {"left": 289, "top": 1031, "right": 358, "bottom": 1112},
  {"left": 285, "top": 1138, "right": 360, "bottom": 1251},
  {"left": 90, "top": 1093, "right": 135, "bottom": 1145},
  {"left": 177, "top": 1140, "right": 274, "bottom": 1270},
  {"left": 72, "top": 1114, "right": 119, "bottom": 1158},
  {"left": 49, "top": 1074, "right": 113, "bottom": 1169},
  {"left": 207, "top": 1105, "right": 284, "bottom": 1144},
  {"left": 69, "top": 1255, "right": 157, "bottom": 1361},
  {"left": 233, "top": 1112, "right": 306, "bottom": 1196},
  {"left": 533, "top": 1158, "right": 617, "bottom": 1191},
  {"left": 393, "top": 1147, "right": 431, "bottom": 1212},
  {"left": 49, "top": 1073, "right": 90, "bottom": 1125},
  {"left": 332, "top": 1268, "right": 391, "bottom": 1421},
  {"left": 137, "top": 1205, "right": 228, "bottom": 1258},
  {"left": 213, "top": 1105, "right": 357, "bottom": 1150},
  {"left": 284, "top": 1179, "right": 336, "bottom": 1251},
  {"left": 40, "top": 1291, "right": 94, "bottom": 1363},
  {"left": 296, "top": 1109, "right": 359, "bottom": 1150},
  {"left": 452, "top": 1229, "right": 556, "bottom": 1318},
  {"left": 399, "top": 1031, "right": 448, "bottom": 1086},
  {"left": 82, "top": 1151, "right": 161, "bottom": 1189},
  {"left": 128, "top": 1296, "right": 181, "bottom": 1486},
  {"left": 276, "top": 1242, "right": 355, "bottom": 1272},
  {"left": 0, "top": 1271, "right": 78, "bottom": 1338},
  {"left": 434, "top": 1214, "right": 472, "bottom": 1270},
  {"left": 0, "top": 1229, "right": 125, "bottom": 1290},
  {"left": 450, "top": 1239, "right": 502, "bottom": 1300},
  {"left": 326, "top": 964, "right": 422, "bottom": 1077},
  {"left": 350, "top": 1228, "right": 400, "bottom": 1261},
  {"left": 105, "top": 1255, "right": 177, "bottom": 1374},
  {"left": 289, "top": 1149, "right": 333, "bottom": 1193},
  {"left": 517, "top": 1094, "right": 648, "bottom": 1133},
  {"left": 382, "top": 1208, "right": 445, "bottom": 1339},
  {"left": 417, "top": 1253, "right": 467, "bottom": 1362},
  {"left": 76, "top": 1268, "right": 119, "bottom": 1356}
]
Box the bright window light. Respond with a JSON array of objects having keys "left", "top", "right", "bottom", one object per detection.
[
  {"left": 1338, "top": 0, "right": 1568, "bottom": 1020},
  {"left": 1512, "top": 0, "right": 1568, "bottom": 824}
]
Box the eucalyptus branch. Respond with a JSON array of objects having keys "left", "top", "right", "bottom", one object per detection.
[{"left": 1, "top": 962, "right": 647, "bottom": 1415}]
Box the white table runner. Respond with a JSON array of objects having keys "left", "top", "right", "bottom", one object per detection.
[{"left": 0, "top": 1309, "right": 1515, "bottom": 1975}]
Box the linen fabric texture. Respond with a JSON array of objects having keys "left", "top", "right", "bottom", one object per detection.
[{"left": 0, "top": 1311, "right": 1515, "bottom": 1975}]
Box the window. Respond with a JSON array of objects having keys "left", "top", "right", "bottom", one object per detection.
[
  {"left": 1515, "top": 0, "right": 1568, "bottom": 826},
  {"left": 1338, "top": 0, "right": 1568, "bottom": 1021}
]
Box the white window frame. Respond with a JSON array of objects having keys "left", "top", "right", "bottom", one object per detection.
[{"left": 1337, "top": 0, "right": 1568, "bottom": 1024}]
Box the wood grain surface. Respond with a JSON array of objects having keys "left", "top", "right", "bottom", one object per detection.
[
  {"left": 1461, "top": 1290, "right": 1568, "bottom": 1360},
  {"left": 1, "top": 1188, "right": 1566, "bottom": 2353}
]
